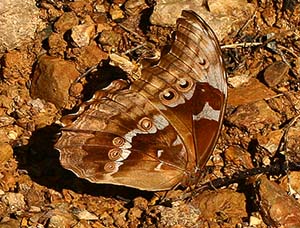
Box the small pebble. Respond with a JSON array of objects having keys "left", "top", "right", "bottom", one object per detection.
[
  {"left": 71, "top": 24, "right": 95, "bottom": 47},
  {"left": 263, "top": 61, "right": 289, "bottom": 87},
  {"left": 0, "top": 143, "right": 13, "bottom": 164}
]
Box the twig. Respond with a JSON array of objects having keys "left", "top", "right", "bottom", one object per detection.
[
  {"left": 221, "top": 42, "right": 263, "bottom": 49},
  {"left": 118, "top": 23, "right": 144, "bottom": 40},
  {"left": 235, "top": 9, "right": 258, "bottom": 39},
  {"left": 74, "top": 64, "right": 99, "bottom": 83},
  {"left": 124, "top": 44, "right": 146, "bottom": 55},
  {"left": 277, "top": 44, "right": 298, "bottom": 58}
]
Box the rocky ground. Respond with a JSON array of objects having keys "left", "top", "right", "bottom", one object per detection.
[{"left": 0, "top": 0, "right": 300, "bottom": 227}]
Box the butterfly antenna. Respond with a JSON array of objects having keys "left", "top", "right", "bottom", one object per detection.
[{"left": 187, "top": 161, "right": 300, "bottom": 199}]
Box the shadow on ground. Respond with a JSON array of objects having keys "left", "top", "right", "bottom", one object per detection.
[{"left": 14, "top": 124, "right": 153, "bottom": 200}]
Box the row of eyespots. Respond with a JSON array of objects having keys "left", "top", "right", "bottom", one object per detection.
[
  {"left": 102, "top": 113, "right": 165, "bottom": 173},
  {"left": 159, "top": 76, "right": 195, "bottom": 106},
  {"left": 103, "top": 116, "right": 153, "bottom": 173},
  {"left": 104, "top": 136, "right": 126, "bottom": 172}
]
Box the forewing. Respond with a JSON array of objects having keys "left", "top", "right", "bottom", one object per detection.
[{"left": 131, "top": 10, "right": 227, "bottom": 169}]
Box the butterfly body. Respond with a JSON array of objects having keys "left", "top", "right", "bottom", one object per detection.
[{"left": 55, "top": 10, "right": 227, "bottom": 191}]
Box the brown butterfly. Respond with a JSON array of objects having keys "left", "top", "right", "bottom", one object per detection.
[{"left": 55, "top": 10, "right": 227, "bottom": 191}]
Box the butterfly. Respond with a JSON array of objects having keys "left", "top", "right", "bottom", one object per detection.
[{"left": 55, "top": 10, "right": 227, "bottom": 191}]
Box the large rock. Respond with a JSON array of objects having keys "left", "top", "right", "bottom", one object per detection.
[{"left": 30, "top": 55, "right": 80, "bottom": 109}]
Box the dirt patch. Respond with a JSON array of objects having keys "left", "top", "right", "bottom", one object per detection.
[{"left": 1, "top": 0, "right": 300, "bottom": 227}]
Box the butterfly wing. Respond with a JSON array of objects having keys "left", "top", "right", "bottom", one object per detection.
[
  {"left": 55, "top": 10, "right": 227, "bottom": 191},
  {"left": 56, "top": 81, "right": 189, "bottom": 190},
  {"left": 131, "top": 11, "right": 227, "bottom": 169},
  {"left": 176, "top": 11, "right": 227, "bottom": 168}
]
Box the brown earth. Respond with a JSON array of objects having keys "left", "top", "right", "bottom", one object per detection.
[{"left": 1, "top": 0, "right": 300, "bottom": 227}]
